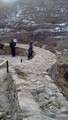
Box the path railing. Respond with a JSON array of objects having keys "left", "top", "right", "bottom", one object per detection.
[
  {"left": 0, "top": 60, "right": 9, "bottom": 73},
  {"left": 0, "top": 58, "right": 23, "bottom": 73}
]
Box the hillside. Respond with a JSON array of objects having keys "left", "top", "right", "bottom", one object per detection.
[{"left": 0, "top": 0, "right": 68, "bottom": 45}]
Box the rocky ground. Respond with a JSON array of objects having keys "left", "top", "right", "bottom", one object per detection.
[
  {"left": 44, "top": 40, "right": 68, "bottom": 99},
  {"left": 0, "top": 72, "right": 19, "bottom": 120},
  {"left": 0, "top": 1, "right": 68, "bottom": 119},
  {"left": 0, "top": 44, "right": 68, "bottom": 120}
]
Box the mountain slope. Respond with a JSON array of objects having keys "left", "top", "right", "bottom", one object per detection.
[{"left": 0, "top": 0, "right": 68, "bottom": 44}]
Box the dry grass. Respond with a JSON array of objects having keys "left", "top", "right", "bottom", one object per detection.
[
  {"left": 56, "top": 53, "right": 68, "bottom": 99},
  {"left": 0, "top": 45, "right": 28, "bottom": 56},
  {"left": 57, "top": 78, "right": 68, "bottom": 99}
]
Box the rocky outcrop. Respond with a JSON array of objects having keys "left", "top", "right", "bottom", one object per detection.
[
  {"left": 59, "top": 64, "right": 68, "bottom": 82},
  {"left": 9, "top": 44, "right": 68, "bottom": 120},
  {"left": 0, "top": 44, "right": 68, "bottom": 120},
  {"left": 0, "top": 73, "right": 19, "bottom": 120}
]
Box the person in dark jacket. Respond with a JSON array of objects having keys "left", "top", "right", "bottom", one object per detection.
[
  {"left": 10, "top": 39, "right": 16, "bottom": 56},
  {"left": 0, "top": 43, "right": 4, "bottom": 49},
  {"left": 28, "top": 42, "right": 33, "bottom": 59}
]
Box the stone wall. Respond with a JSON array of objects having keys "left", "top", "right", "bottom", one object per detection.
[
  {"left": 0, "top": 73, "right": 19, "bottom": 120},
  {"left": 47, "top": 63, "right": 59, "bottom": 82},
  {"left": 47, "top": 63, "right": 68, "bottom": 99},
  {"left": 0, "top": 44, "right": 68, "bottom": 120}
]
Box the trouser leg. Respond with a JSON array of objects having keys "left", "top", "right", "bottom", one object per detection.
[
  {"left": 11, "top": 48, "right": 15, "bottom": 56},
  {"left": 13, "top": 48, "right": 15, "bottom": 56},
  {"left": 28, "top": 52, "right": 30, "bottom": 59},
  {"left": 28, "top": 52, "right": 32, "bottom": 59}
]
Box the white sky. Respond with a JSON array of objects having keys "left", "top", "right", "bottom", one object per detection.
[{"left": 3, "top": 0, "right": 16, "bottom": 3}]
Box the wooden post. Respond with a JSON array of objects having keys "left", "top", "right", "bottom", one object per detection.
[
  {"left": 21, "top": 59, "right": 22, "bottom": 63},
  {"left": 6, "top": 60, "right": 9, "bottom": 73}
]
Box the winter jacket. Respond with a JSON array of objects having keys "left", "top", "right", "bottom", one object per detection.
[{"left": 10, "top": 41, "right": 16, "bottom": 49}]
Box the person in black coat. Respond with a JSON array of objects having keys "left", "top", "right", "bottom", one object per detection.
[
  {"left": 10, "top": 39, "right": 16, "bottom": 56},
  {"left": 28, "top": 42, "right": 33, "bottom": 59},
  {"left": 0, "top": 43, "right": 4, "bottom": 49}
]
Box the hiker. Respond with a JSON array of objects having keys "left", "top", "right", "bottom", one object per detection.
[
  {"left": 0, "top": 43, "right": 4, "bottom": 49},
  {"left": 10, "top": 39, "right": 16, "bottom": 56},
  {"left": 28, "top": 42, "right": 33, "bottom": 59}
]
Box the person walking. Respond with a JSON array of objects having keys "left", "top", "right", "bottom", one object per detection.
[
  {"left": 10, "top": 39, "right": 16, "bottom": 56},
  {"left": 0, "top": 43, "right": 4, "bottom": 49},
  {"left": 28, "top": 42, "right": 33, "bottom": 59}
]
